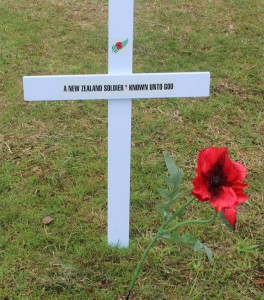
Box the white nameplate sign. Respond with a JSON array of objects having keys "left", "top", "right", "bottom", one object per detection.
[{"left": 23, "top": 73, "right": 210, "bottom": 101}]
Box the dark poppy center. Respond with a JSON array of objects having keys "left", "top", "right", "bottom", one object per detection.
[{"left": 210, "top": 175, "right": 221, "bottom": 187}]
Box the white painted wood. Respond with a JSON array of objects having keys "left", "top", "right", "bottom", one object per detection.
[
  {"left": 23, "top": 73, "right": 210, "bottom": 101},
  {"left": 107, "top": 0, "right": 134, "bottom": 248},
  {"left": 108, "top": 99, "right": 132, "bottom": 247},
  {"left": 23, "top": 0, "right": 210, "bottom": 248}
]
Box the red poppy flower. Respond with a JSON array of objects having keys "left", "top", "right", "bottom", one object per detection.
[
  {"left": 115, "top": 42, "right": 123, "bottom": 50},
  {"left": 192, "top": 147, "right": 248, "bottom": 229}
]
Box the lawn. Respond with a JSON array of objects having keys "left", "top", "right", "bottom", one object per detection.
[{"left": 0, "top": 0, "right": 263, "bottom": 299}]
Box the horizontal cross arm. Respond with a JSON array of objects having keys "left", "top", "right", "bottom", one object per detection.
[{"left": 23, "top": 72, "right": 210, "bottom": 101}]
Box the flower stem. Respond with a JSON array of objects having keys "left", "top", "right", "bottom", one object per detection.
[
  {"left": 163, "top": 211, "right": 218, "bottom": 233},
  {"left": 164, "top": 197, "right": 194, "bottom": 224},
  {"left": 126, "top": 198, "right": 217, "bottom": 299},
  {"left": 126, "top": 198, "right": 194, "bottom": 299},
  {"left": 126, "top": 228, "right": 163, "bottom": 300}
]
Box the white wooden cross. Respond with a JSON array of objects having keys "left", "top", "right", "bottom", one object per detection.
[{"left": 23, "top": 0, "right": 210, "bottom": 248}]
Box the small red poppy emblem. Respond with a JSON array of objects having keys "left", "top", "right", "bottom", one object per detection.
[{"left": 112, "top": 39, "right": 128, "bottom": 53}]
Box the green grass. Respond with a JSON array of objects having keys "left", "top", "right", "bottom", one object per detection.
[{"left": 0, "top": 0, "right": 263, "bottom": 299}]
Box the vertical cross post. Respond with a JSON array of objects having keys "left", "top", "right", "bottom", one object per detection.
[{"left": 107, "top": 0, "right": 134, "bottom": 247}]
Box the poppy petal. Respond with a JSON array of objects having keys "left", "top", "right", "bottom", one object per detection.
[
  {"left": 222, "top": 159, "right": 246, "bottom": 183},
  {"left": 192, "top": 176, "right": 210, "bottom": 202},
  {"left": 232, "top": 184, "right": 248, "bottom": 205},
  {"left": 233, "top": 161, "right": 247, "bottom": 180},
  {"left": 210, "top": 186, "right": 237, "bottom": 212},
  {"left": 197, "top": 147, "right": 228, "bottom": 175},
  {"left": 223, "top": 208, "right": 237, "bottom": 230}
]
